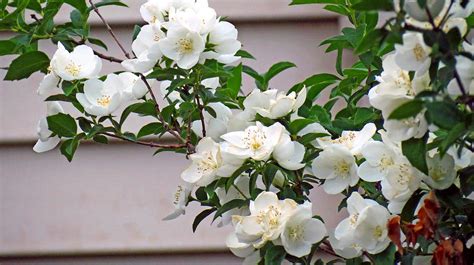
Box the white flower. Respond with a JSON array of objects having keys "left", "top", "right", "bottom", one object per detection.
[
  {"left": 76, "top": 74, "right": 123, "bottom": 117},
  {"left": 51, "top": 42, "right": 102, "bottom": 81},
  {"left": 233, "top": 191, "right": 298, "bottom": 248},
  {"left": 37, "top": 73, "right": 60, "bottom": 97},
  {"left": 226, "top": 232, "right": 255, "bottom": 259},
  {"left": 122, "top": 24, "right": 164, "bottom": 73},
  {"left": 201, "top": 21, "right": 242, "bottom": 64},
  {"left": 216, "top": 176, "right": 250, "bottom": 226},
  {"left": 117, "top": 72, "right": 151, "bottom": 101},
  {"left": 192, "top": 102, "right": 233, "bottom": 141},
  {"left": 334, "top": 192, "right": 390, "bottom": 255},
  {"left": 333, "top": 192, "right": 377, "bottom": 256},
  {"left": 381, "top": 161, "right": 422, "bottom": 214},
  {"left": 140, "top": 0, "right": 194, "bottom": 24},
  {"left": 221, "top": 122, "right": 285, "bottom": 161},
  {"left": 369, "top": 54, "right": 430, "bottom": 141},
  {"left": 168, "top": 3, "right": 217, "bottom": 34},
  {"left": 158, "top": 25, "right": 205, "bottom": 69},
  {"left": 369, "top": 54, "right": 429, "bottom": 114},
  {"left": 281, "top": 202, "right": 327, "bottom": 257},
  {"left": 273, "top": 133, "right": 306, "bottom": 170},
  {"left": 394, "top": 32, "right": 431, "bottom": 74},
  {"left": 424, "top": 153, "right": 456, "bottom": 190},
  {"left": 353, "top": 203, "right": 391, "bottom": 254},
  {"left": 181, "top": 137, "right": 243, "bottom": 186},
  {"left": 33, "top": 102, "right": 64, "bottom": 153},
  {"left": 358, "top": 141, "right": 400, "bottom": 182},
  {"left": 163, "top": 184, "right": 192, "bottom": 220},
  {"left": 318, "top": 123, "right": 376, "bottom": 156},
  {"left": 311, "top": 144, "right": 359, "bottom": 194},
  {"left": 244, "top": 88, "right": 306, "bottom": 120},
  {"left": 384, "top": 110, "right": 428, "bottom": 142},
  {"left": 403, "top": 0, "right": 446, "bottom": 22}
]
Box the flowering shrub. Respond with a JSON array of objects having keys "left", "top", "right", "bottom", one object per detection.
[{"left": 1, "top": 0, "right": 474, "bottom": 264}]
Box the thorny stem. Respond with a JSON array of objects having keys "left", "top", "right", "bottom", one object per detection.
[
  {"left": 102, "top": 132, "right": 187, "bottom": 149},
  {"left": 88, "top": 0, "right": 193, "bottom": 151}
]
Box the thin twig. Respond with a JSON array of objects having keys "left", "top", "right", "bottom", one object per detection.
[
  {"left": 138, "top": 74, "right": 187, "bottom": 144},
  {"left": 103, "top": 132, "right": 186, "bottom": 149},
  {"left": 88, "top": 0, "right": 191, "bottom": 149},
  {"left": 88, "top": 0, "right": 131, "bottom": 59},
  {"left": 0, "top": 67, "right": 8, "bottom": 71},
  {"left": 70, "top": 39, "right": 124, "bottom": 63},
  {"left": 195, "top": 95, "right": 207, "bottom": 137}
]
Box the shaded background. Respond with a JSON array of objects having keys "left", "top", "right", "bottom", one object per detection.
[{"left": 0, "top": 0, "right": 352, "bottom": 263}]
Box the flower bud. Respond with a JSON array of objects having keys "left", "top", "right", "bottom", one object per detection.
[{"left": 404, "top": 0, "right": 445, "bottom": 22}]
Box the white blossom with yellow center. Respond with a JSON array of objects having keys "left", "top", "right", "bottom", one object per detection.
[
  {"left": 158, "top": 25, "right": 205, "bottom": 69},
  {"left": 221, "top": 122, "right": 285, "bottom": 161},
  {"left": 424, "top": 153, "right": 456, "bottom": 190},
  {"left": 243, "top": 88, "right": 307, "bottom": 120},
  {"left": 122, "top": 24, "right": 164, "bottom": 74},
  {"left": 181, "top": 137, "right": 244, "bottom": 187},
  {"left": 233, "top": 192, "right": 298, "bottom": 249},
  {"left": 76, "top": 74, "right": 123, "bottom": 117},
  {"left": 163, "top": 183, "right": 192, "bottom": 221},
  {"left": 317, "top": 123, "right": 376, "bottom": 156},
  {"left": 359, "top": 141, "right": 404, "bottom": 182},
  {"left": 333, "top": 192, "right": 390, "bottom": 256},
  {"left": 281, "top": 202, "right": 327, "bottom": 258},
  {"left": 311, "top": 144, "right": 359, "bottom": 194},
  {"left": 394, "top": 32, "right": 432, "bottom": 75},
  {"left": 50, "top": 42, "right": 102, "bottom": 81}
]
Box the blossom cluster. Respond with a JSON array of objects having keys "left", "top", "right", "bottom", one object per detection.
[{"left": 11, "top": 0, "right": 473, "bottom": 264}]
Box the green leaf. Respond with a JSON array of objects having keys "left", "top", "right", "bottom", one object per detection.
[
  {"left": 235, "top": 50, "right": 255, "bottom": 60},
  {"left": 242, "top": 65, "right": 264, "bottom": 89},
  {"left": 213, "top": 199, "right": 247, "bottom": 221},
  {"left": 264, "top": 245, "right": 286, "bottom": 265},
  {"left": 263, "top": 61, "right": 296, "bottom": 88},
  {"left": 47, "top": 113, "right": 77, "bottom": 138},
  {"left": 88, "top": 37, "right": 108, "bottom": 50},
  {"left": 290, "top": 0, "right": 344, "bottom": 4},
  {"left": 225, "top": 63, "right": 242, "bottom": 98},
  {"left": 137, "top": 122, "right": 164, "bottom": 138},
  {"left": 352, "top": 0, "right": 393, "bottom": 11},
  {"left": 425, "top": 101, "right": 462, "bottom": 129},
  {"left": 371, "top": 244, "right": 397, "bottom": 265},
  {"left": 402, "top": 135, "right": 429, "bottom": 175},
  {"left": 60, "top": 134, "right": 83, "bottom": 162},
  {"left": 64, "top": 0, "right": 87, "bottom": 13},
  {"left": 0, "top": 40, "right": 17, "bottom": 56},
  {"left": 400, "top": 190, "right": 424, "bottom": 222},
  {"left": 87, "top": 0, "right": 128, "bottom": 12},
  {"left": 263, "top": 164, "right": 279, "bottom": 190},
  {"left": 389, "top": 100, "right": 424, "bottom": 120},
  {"left": 4, "top": 51, "right": 50, "bottom": 80},
  {"left": 192, "top": 208, "right": 216, "bottom": 232}
]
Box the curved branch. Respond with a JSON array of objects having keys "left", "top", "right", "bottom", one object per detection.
[{"left": 102, "top": 132, "right": 186, "bottom": 149}]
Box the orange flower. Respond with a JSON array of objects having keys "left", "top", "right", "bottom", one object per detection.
[
  {"left": 402, "top": 192, "right": 441, "bottom": 246},
  {"left": 387, "top": 216, "right": 404, "bottom": 254},
  {"left": 433, "top": 238, "right": 464, "bottom": 265}
]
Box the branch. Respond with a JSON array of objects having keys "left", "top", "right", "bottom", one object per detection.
[
  {"left": 87, "top": 0, "right": 191, "bottom": 150},
  {"left": 102, "top": 132, "right": 186, "bottom": 149},
  {"left": 88, "top": 0, "right": 131, "bottom": 59},
  {"left": 195, "top": 95, "right": 207, "bottom": 137}
]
